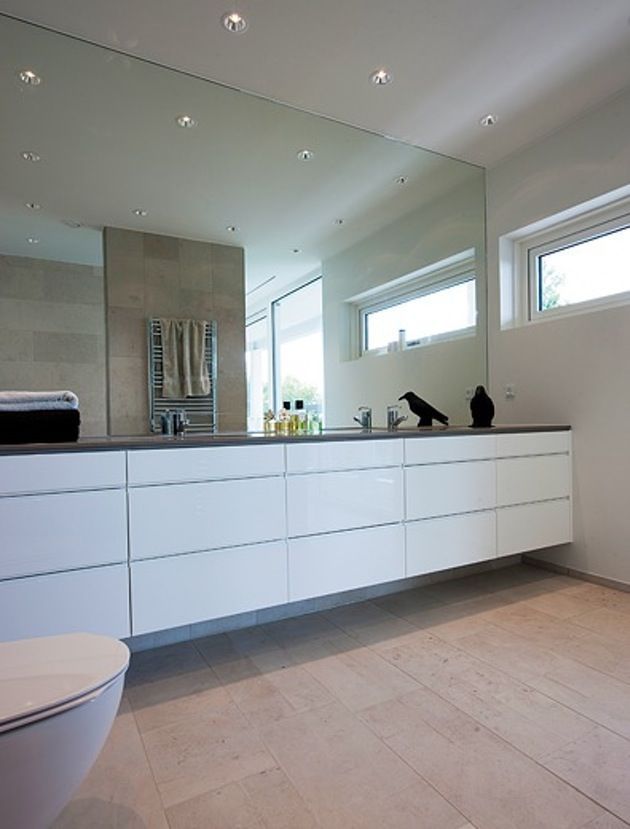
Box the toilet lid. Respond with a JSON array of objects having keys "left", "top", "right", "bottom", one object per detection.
[{"left": 0, "top": 633, "right": 129, "bottom": 729}]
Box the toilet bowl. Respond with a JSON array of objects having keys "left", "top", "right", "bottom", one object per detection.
[{"left": 0, "top": 632, "right": 130, "bottom": 829}]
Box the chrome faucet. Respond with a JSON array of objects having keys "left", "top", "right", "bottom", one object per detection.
[
  {"left": 173, "top": 409, "right": 189, "bottom": 436},
  {"left": 353, "top": 406, "right": 372, "bottom": 431},
  {"left": 387, "top": 404, "right": 407, "bottom": 431}
]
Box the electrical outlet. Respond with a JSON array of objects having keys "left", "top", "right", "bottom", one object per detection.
[
  {"left": 504, "top": 383, "right": 516, "bottom": 400},
  {"left": 465, "top": 387, "right": 474, "bottom": 400}
]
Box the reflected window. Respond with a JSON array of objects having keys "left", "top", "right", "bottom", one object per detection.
[
  {"left": 272, "top": 279, "right": 324, "bottom": 415},
  {"left": 245, "top": 317, "right": 270, "bottom": 431}
]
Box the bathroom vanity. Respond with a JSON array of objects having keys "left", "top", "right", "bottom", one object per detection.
[{"left": 0, "top": 426, "right": 572, "bottom": 642}]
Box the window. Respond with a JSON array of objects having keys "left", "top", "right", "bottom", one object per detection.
[
  {"left": 271, "top": 278, "right": 323, "bottom": 415},
  {"left": 245, "top": 316, "right": 270, "bottom": 431}
]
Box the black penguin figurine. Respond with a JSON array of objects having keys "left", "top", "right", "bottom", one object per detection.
[
  {"left": 470, "top": 385, "right": 495, "bottom": 428},
  {"left": 399, "top": 392, "right": 449, "bottom": 427}
]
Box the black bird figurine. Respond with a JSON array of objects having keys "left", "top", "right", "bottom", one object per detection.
[
  {"left": 470, "top": 385, "right": 495, "bottom": 428},
  {"left": 399, "top": 392, "right": 449, "bottom": 427}
]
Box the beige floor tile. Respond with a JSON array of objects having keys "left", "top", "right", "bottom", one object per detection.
[
  {"left": 126, "top": 641, "right": 207, "bottom": 687},
  {"left": 141, "top": 699, "right": 276, "bottom": 807},
  {"left": 263, "top": 612, "right": 343, "bottom": 647},
  {"left": 572, "top": 607, "right": 630, "bottom": 644},
  {"left": 259, "top": 702, "right": 420, "bottom": 825},
  {"left": 518, "top": 586, "right": 598, "bottom": 619},
  {"left": 362, "top": 688, "right": 603, "bottom": 828},
  {"left": 482, "top": 601, "right": 591, "bottom": 652},
  {"left": 392, "top": 598, "right": 500, "bottom": 642},
  {"left": 167, "top": 768, "right": 318, "bottom": 829},
  {"left": 248, "top": 648, "right": 335, "bottom": 714},
  {"left": 228, "top": 625, "right": 282, "bottom": 656},
  {"left": 374, "top": 585, "right": 445, "bottom": 617},
  {"left": 562, "top": 583, "right": 630, "bottom": 616},
  {"left": 582, "top": 813, "right": 630, "bottom": 828},
  {"left": 324, "top": 600, "right": 419, "bottom": 646},
  {"left": 53, "top": 700, "right": 168, "bottom": 829},
  {"left": 542, "top": 726, "right": 630, "bottom": 823}
]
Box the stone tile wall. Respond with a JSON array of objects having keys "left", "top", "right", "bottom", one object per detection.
[
  {"left": 104, "top": 227, "right": 246, "bottom": 435},
  {"left": 0, "top": 254, "right": 107, "bottom": 435}
]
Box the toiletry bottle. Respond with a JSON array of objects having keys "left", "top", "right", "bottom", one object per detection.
[
  {"left": 279, "top": 401, "right": 291, "bottom": 435},
  {"left": 295, "top": 399, "right": 307, "bottom": 434}
]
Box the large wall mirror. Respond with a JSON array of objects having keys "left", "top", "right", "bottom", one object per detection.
[{"left": 0, "top": 13, "right": 486, "bottom": 436}]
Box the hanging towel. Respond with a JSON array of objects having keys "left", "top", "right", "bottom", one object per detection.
[
  {"left": 160, "top": 319, "right": 210, "bottom": 398},
  {"left": 0, "top": 390, "right": 79, "bottom": 411}
]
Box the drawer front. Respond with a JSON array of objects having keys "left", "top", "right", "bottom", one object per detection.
[
  {"left": 127, "top": 444, "right": 285, "bottom": 485},
  {"left": 288, "top": 524, "right": 405, "bottom": 602},
  {"left": 404, "top": 435, "right": 496, "bottom": 465},
  {"left": 129, "top": 476, "right": 286, "bottom": 559},
  {"left": 287, "top": 468, "right": 403, "bottom": 537},
  {"left": 286, "top": 439, "right": 402, "bottom": 474},
  {"left": 406, "top": 511, "right": 496, "bottom": 577},
  {"left": 0, "top": 565, "right": 130, "bottom": 642},
  {"left": 0, "top": 451, "right": 126, "bottom": 496},
  {"left": 131, "top": 541, "right": 287, "bottom": 634},
  {"left": 497, "top": 454, "right": 571, "bottom": 506},
  {"left": 405, "top": 460, "right": 496, "bottom": 520},
  {"left": 0, "top": 489, "right": 128, "bottom": 579},
  {"left": 497, "top": 499, "right": 572, "bottom": 556},
  {"left": 496, "top": 431, "right": 571, "bottom": 457}
]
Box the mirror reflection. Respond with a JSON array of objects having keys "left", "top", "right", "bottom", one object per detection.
[{"left": 0, "top": 14, "right": 486, "bottom": 437}]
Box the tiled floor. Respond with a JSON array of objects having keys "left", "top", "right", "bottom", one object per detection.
[{"left": 54, "top": 564, "right": 630, "bottom": 828}]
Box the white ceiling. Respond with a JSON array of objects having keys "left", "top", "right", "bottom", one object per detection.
[{"left": 1, "top": 0, "right": 629, "bottom": 166}]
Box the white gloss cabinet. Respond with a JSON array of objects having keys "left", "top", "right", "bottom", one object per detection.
[
  {"left": 497, "top": 499, "right": 572, "bottom": 557},
  {"left": 497, "top": 454, "right": 571, "bottom": 506},
  {"left": 406, "top": 511, "right": 496, "bottom": 576},
  {"left": 286, "top": 439, "right": 402, "bottom": 474},
  {"left": 0, "top": 450, "right": 126, "bottom": 495},
  {"left": 405, "top": 460, "right": 496, "bottom": 520}
]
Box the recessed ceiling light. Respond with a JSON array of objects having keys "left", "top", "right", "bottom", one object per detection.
[
  {"left": 21, "top": 151, "right": 41, "bottom": 162},
  {"left": 18, "top": 69, "right": 41, "bottom": 86},
  {"left": 292, "top": 248, "right": 301, "bottom": 254},
  {"left": 25, "top": 202, "right": 41, "bottom": 210},
  {"left": 63, "top": 220, "right": 82, "bottom": 228},
  {"left": 176, "top": 114, "right": 197, "bottom": 128},
  {"left": 27, "top": 237, "right": 39, "bottom": 244},
  {"left": 132, "top": 208, "right": 147, "bottom": 217},
  {"left": 226, "top": 225, "right": 238, "bottom": 232},
  {"left": 333, "top": 218, "right": 345, "bottom": 225},
  {"left": 221, "top": 11, "right": 248, "bottom": 33},
  {"left": 369, "top": 68, "right": 392, "bottom": 86},
  {"left": 479, "top": 114, "right": 497, "bottom": 127},
  {"left": 296, "top": 149, "right": 314, "bottom": 161},
  {"left": 394, "top": 175, "right": 408, "bottom": 185}
]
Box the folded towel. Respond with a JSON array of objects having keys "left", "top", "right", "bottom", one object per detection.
[
  {"left": 0, "top": 409, "right": 80, "bottom": 444},
  {"left": 160, "top": 319, "right": 210, "bottom": 399},
  {"left": 0, "top": 390, "right": 79, "bottom": 411}
]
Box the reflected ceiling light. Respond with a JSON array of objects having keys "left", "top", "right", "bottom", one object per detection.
[
  {"left": 25, "top": 202, "right": 41, "bottom": 210},
  {"left": 63, "top": 220, "right": 82, "bottom": 228},
  {"left": 18, "top": 68, "right": 41, "bottom": 86},
  {"left": 21, "top": 151, "right": 41, "bottom": 162},
  {"left": 176, "top": 114, "right": 197, "bottom": 128},
  {"left": 222, "top": 11, "right": 248, "bottom": 33},
  {"left": 27, "top": 237, "right": 39, "bottom": 244},
  {"left": 333, "top": 218, "right": 345, "bottom": 225},
  {"left": 226, "top": 225, "right": 238, "bottom": 232},
  {"left": 394, "top": 175, "right": 408, "bottom": 185},
  {"left": 369, "top": 68, "right": 392, "bottom": 86},
  {"left": 296, "top": 149, "right": 314, "bottom": 161},
  {"left": 292, "top": 248, "right": 301, "bottom": 254},
  {"left": 132, "top": 208, "right": 147, "bottom": 216},
  {"left": 479, "top": 114, "right": 497, "bottom": 126}
]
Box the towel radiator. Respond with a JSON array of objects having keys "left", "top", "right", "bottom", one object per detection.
[{"left": 147, "top": 318, "right": 217, "bottom": 433}]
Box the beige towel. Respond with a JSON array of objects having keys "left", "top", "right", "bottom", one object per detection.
[{"left": 160, "top": 319, "right": 210, "bottom": 398}]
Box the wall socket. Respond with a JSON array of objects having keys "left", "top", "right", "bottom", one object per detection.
[
  {"left": 465, "top": 387, "right": 474, "bottom": 400},
  {"left": 504, "top": 383, "right": 516, "bottom": 400}
]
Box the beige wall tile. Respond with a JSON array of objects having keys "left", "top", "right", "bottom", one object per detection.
[
  {"left": 33, "top": 332, "right": 99, "bottom": 364},
  {"left": 0, "top": 330, "right": 33, "bottom": 362}
]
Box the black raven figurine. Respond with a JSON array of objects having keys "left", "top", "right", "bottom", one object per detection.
[
  {"left": 399, "top": 392, "right": 449, "bottom": 427},
  {"left": 470, "top": 385, "right": 495, "bottom": 428}
]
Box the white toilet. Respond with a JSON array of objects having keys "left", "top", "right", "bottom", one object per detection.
[{"left": 0, "top": 632, "right": 130, "bottom": 829}]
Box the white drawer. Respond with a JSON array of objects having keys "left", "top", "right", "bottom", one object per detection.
[
  {"left": 497, "top": 499, "right": 572, "bottom": 556},
  {"left": 406, "top": 511, "right": 496, "bottom": 577},
  {"left": 497, "top": 454, "right": 571, "bottom": 506},
  {"left": 496, "top": 431, "right": 570, "bottom": 457},
  {"left": 288, "top": 524, "right": 405, "bottom": 602},
  {"left": 0, "top": 451, "right": 126, "bottom": 495},
  {"left": 0, "top": 565, "right": 130, "bottom": 641},
  {"left": 0, "top": 489, "right": 128, "bottom": 579},
  {"left": 131, "top": 541, "right": 287, "bottom": 634},
  {"left": 286, "top": 439, "right": 402, "bottom": 474},
  {"left": 127, "top": 443, "right": 285, "bottom": 485},
  {"left": 129, "top": 476, "right": 286, "bottom": 559},
  {"left": 287, "top": 468, "right": 403, "bottom": 537},
  {"left": 405, "top": 460, "right": 496, "bottom": 520},
  {"left": 404, "top": 435, "right": 496, "bottom": 465}
]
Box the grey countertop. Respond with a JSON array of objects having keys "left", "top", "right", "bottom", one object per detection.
[{"left": 0, "top": 424, "right": 571, "bottom": 455}]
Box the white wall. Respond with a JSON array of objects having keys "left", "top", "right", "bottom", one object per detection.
[
  {"left": 487, "top": 87, "right": 630, "bottom": 585},
  {"left": 323, "top": 173, "right": 486, "bottom": 428}
]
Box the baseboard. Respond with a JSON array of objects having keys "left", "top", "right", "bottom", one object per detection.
[{"left": 523, "top": 555, "right": 630, "bottom": 593}]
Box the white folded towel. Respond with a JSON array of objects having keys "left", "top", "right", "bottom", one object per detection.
[{"left": 0, "top": 390, "right": 80, "bottom": 411}]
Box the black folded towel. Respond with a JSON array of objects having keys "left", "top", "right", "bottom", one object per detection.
[{"left": 0, "top": 409, "right": 81, "bottom": 444}]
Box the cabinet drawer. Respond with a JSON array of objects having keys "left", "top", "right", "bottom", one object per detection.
[
  {"left": 129, "top": 476, "right": 286, "bottom": 559},
  {"left": 0, "top": 565, "right": 130, "bottom": 642},
  {"left": 287, "top": 468, "right": 403, "bottom": 537},
  {"left": 496, "top": 431, "right": 570, "bottom": 457},
  {"left": 497, "top": 499, "right": 572, "bottom": 556},
  {"left": 406, "top": 511, "right": 496, "bottom": 576},
  {"left": 0, "top": 451, "right": 126, "bottom": 495},
  {"left": 131, "top": 541, "right": 287, "bottom": 634},
  {"left": 497, "top": 454, "right": 571, "bottom": 506},
  {"left": 286, "top": 439, "right": 402, "bottom": 474},
  {"left": 405, "top": 460, "right": 496, "bottom": 520},
  {"left": 128, "top": 444, "right": 284, "bottom": 485},
  {"left": 288, "top": 524, "right": 404, "bottom": 602},
  {"left": 0, "top": 489, "right": 128, "bottom": 579},
  {"left": 404, "top": 435, "right": 496, "bottom": 465}
]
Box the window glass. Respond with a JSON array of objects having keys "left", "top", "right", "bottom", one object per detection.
[
  {"left": 272, "top": 279, "right": 323, "bottom": 415},
  {"left": 245, "top": 317, "right": 270, "bottom": 431}
]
